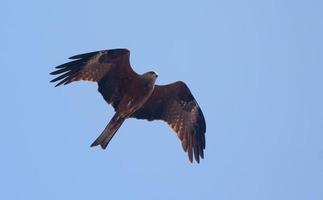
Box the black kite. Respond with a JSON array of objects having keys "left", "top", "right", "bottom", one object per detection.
[{"left": 50, "top": 49, "right": 206, "bottom": 163}]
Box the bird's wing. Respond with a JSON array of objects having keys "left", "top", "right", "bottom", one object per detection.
[
  {"left": 50, "top": 49, "right": 140, "bottom": 110},
  {"left": 131, "top": 81, "right": 206, "bottom": 163},
  {"left": 50, "top": 49, "right": 138, "bottom": 86}
]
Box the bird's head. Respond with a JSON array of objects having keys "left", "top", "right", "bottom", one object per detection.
[
  {"left": 147, "top": 71, "right": 158, "bottom": 78},
  {"left": 143, "top": 71, "right": 158, "bottom": 79},
  {"left": 142, "top": 71, "right": 158, "bottom": 86}
]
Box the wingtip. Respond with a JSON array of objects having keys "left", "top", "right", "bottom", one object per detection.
[
  {"left": 68, "top": 55, "right": 78, "bottom": 59},
  {"left": 195, "top": 155, "right": 200, "bottom": 163},
  {"left": 189, "top": 156, "right": 193, "bottom": 163},
  {"left": 54, "top": 81, "right": 64, "bottom": 87},
  {"left": 49, "top": 78, "right": 60, "bottom": 86}
]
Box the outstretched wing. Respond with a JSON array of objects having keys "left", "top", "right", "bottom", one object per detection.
[
  {"left": 50, "top": 49, "right": 137, "bottom": 86},
  {"left": 131, "top": 81, "right": 206, "bottom": 163},
  {"left": 50, "top": 49, "right": 140, "bottom": 110}
]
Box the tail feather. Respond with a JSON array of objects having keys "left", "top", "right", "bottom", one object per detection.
[{"left": 91, "top": 114, "right": 125, "bottom": 149}]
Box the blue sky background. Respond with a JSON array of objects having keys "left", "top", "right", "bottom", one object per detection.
[{"left": 1, "top": 0, "right": 322, "bottom": 199}]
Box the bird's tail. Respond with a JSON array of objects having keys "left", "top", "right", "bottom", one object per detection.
[{"left": 90, "top": 113, "right": 125, "bottom": 149}]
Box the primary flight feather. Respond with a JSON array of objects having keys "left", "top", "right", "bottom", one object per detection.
[{"left": 50, "top": 48, "right": 206, "bottom": 163}]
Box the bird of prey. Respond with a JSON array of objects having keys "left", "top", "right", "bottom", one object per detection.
[{"left": 50, "top": 49, "right": 206, "bottom": 163}]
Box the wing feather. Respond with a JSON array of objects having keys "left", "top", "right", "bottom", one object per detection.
[
  {"left": 50, "top": 50, "right": 117, "bottom": 85},
  {"left": 131, "top": 81, "right": 206, "bottom": 163},
  {"left": 50, "top": 48, "right": 140, "bottom": 110}
]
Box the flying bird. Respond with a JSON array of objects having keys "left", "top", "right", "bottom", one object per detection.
[{"left": 50, "top": 49, "right": 206, "bottom": 163}]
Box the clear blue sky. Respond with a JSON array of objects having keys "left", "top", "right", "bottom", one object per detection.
[{"left": 1, "top": 0, "right": 322, "bottom": 199}]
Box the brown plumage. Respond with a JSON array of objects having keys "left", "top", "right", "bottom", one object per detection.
[{"left": 50, "top": 48, "right": 206, "bottom": 163}]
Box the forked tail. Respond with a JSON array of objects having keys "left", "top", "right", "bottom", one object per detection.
[{"left": 90, "top": 114, "right": 125, "bottom": 149}]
